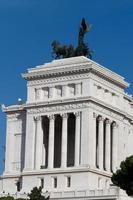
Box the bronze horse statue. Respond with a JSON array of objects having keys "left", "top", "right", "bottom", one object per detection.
[{"left": 51, "top": 18, "right": 92, "bottom": 59}]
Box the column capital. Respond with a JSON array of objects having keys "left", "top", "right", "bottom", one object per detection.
[
  {"left": 61, "top": 113, "right": 68, "bottom": 119},
  {"left": 112, "top": 121, "right": 117, "bottom": 128},
  {"left": 34, "top": 116, "right": 41, "bottom": 121},
  {"left": 105, "top": 119, "right": 111, "bottom": 125},
  {"left": 74, "top": 111, "right": 80, "bottom": 118},
  {"left": 98, "top": 116, "right": 104, "bottom": 122},
  {"left": 48, "top": 114, "right": 55, "bottom": 120},
  {"left": 93, "top": 112, "right": 97, "bottom": 118}
]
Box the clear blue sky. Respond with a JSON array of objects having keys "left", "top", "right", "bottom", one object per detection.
[{"left": 0, "top": 0, "right": 133, "bottom": 174}]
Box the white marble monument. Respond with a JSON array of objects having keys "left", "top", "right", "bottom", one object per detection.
[{"left": 0, "top": 56, "right": 133, "bottom": 199}]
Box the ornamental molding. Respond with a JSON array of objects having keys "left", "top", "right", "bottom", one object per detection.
[
  {"left": 27, "top": 102, "right": 89, "bottom": 114},
  {"left": 27, "top": 73, "right": 88, "bottom": 86},
  {"left": 23, "top": 63, "right": 91, "bottom": 80}
]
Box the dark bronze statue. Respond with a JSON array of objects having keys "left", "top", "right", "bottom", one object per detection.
[{"left": 51, "top": 18, "right": 92, "bottom": 59}]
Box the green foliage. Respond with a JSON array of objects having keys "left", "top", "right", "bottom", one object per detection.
[
  {"left": 0, "top": 187, "right": 49, "bottom": 200},
  {"left": 111, "top": 155, "right": 133, "bottom": 196},
  {"left": 16, "top": 198, "right": 25, "bottom": 200},
  {"left": 0, "top": 197, "right": 25, "bottom": 200},
  {"left": 0, "top": 196, "right": 14, "bottom": 200},
  {"left": 28, "top": 186, "right": 45, "bottom": 200}
]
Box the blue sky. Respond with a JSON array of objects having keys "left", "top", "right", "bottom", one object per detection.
[{"left": 0, "top": 0, "right": 133, "bottom": 174}]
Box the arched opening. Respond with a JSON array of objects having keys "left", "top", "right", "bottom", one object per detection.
[
  {"left": 67, "top": 113, "right": 75, "bottom": 167},
  {"left": 54, "top": 114, "right": 62, "bottom": 168},
  {"left": 42, "top": 116, "right": 49, "bottom": 168}
]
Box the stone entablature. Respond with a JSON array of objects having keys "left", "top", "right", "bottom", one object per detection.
[{"left": 3, "top": 96, "right": 133, "bottom": 123}]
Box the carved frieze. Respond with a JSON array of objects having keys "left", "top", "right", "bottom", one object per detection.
[{"left": 27, "top": 102, "right": 89, "bottom": 114}]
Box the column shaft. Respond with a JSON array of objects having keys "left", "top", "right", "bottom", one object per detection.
[
  {"left": 74, "top": 112, "right": 80, "bottom": 167},
  {"left": 105, "top": 120, "right": 111, "bottom": 171},
  {"left": 98, "top": 116, "right": 104, "bottom": 170},
  {"left": 92, "top": 113, "right": 97, "bottom": 168},
  {"left": 61, "top": 113, "right": 68, "bottom": 168},
  {"left": 88, "top": 111, "right": 97, "bottom": 168},
  {"left": 24, "top": 115, "right": 35, "bottom": 170},
  {"left": 48, "top": 115, "right": 55, "bottom": 169},
  {"left": 34, "top": 116, "right": 43, "bottom": 170},
  {"left": 112, "top": 122, "right": 118, "bottom": 172},
  {"left": 42, "top": 142, "right": 46, "bottom": 167}
]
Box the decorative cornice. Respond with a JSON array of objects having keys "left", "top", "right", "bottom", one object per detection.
[
  {"left": 22, "top": 56, "right": 129, "bottom": 89},
  {"left": 27, "top": 73, "right": 88, "bottom": 86},
  {"left": 3, "top": 104, "right": 25, "bottom": 112}
]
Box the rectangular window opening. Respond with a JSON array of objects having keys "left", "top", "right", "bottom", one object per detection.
[
  {"left": 67, "top": 176, "right": 71, "bottom": 188},
  {"left": 53, "top": 177, "right": 57, "bottom": 188},
  {"left": 40, "top": 178, "right": 44, "bottom": 188}
]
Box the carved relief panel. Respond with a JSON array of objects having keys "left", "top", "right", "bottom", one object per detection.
[
  {"left": 55, "top": 85, "right": 62, "bottom": 98},
  {"left": 34, "top": 82, "right": 82, "bottom": 102},
  {"left": 43, "top": 87, "right": 49, "bottom": 99},
  {"left": 68, "top": 84, "right": 75, "bottom": 96}
]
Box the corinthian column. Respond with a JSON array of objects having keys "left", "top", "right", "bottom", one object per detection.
[
  {"left": 48, "top": 115, "right": 55, "bottom": 169},
  {"left": 112, "top": 122, "right": 118, "bottom": 172},
  {"left": 61, "top": 113, "right": 68, "bottom": 168},
  {"left": 105, "top": 119, "right": 111, "bottom": 172},
  {"left": 98, "top": 116, "right": 104, "bottom": 170},
  {"left": 34, "top": 116, "right": 43, "bottom": 170},
  {"left": 74, "top": 112, "right": 80, "bottom": 167}
]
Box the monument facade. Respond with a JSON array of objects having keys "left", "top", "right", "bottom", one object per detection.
[{"left": 0, "top": 56, "right": 133, "bottom": 199}]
